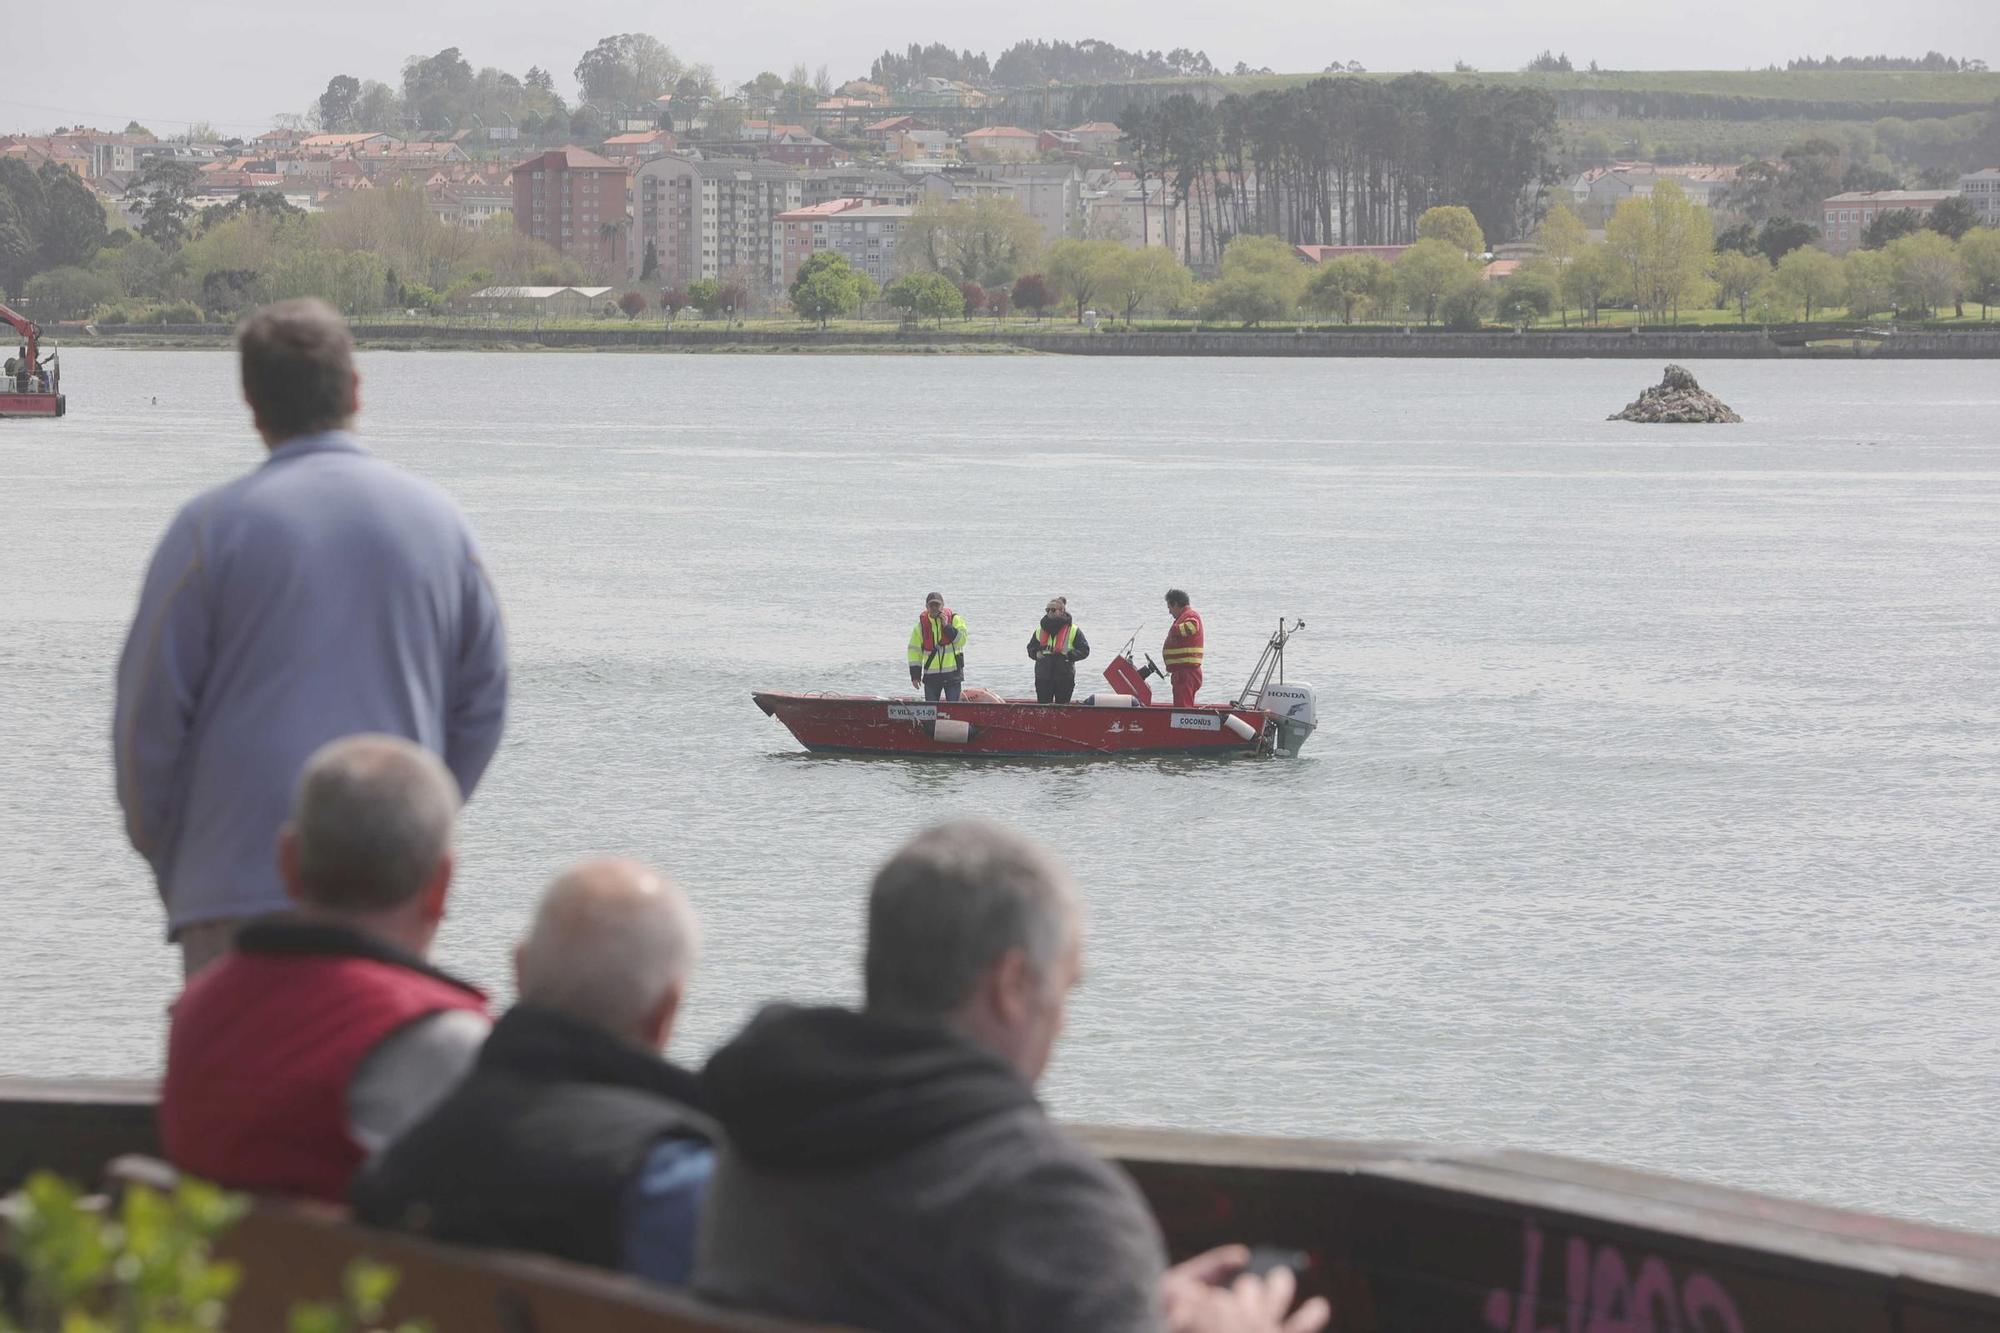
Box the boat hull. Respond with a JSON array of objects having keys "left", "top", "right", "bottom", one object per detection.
[
  {"left": 753, "top": 691, "right": 1278, "bottom": 757},
  {"left": 0, "top": 392, "right": 64, "bottom": 418}
]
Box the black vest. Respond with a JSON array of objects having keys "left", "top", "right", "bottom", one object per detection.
[{"left": 352, "top": 1003, "right": 715, "bottom": 1270}]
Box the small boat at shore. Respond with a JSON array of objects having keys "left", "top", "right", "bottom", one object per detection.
[{"left": 757, "top": 619, "right": 1318, "bottom": 758}]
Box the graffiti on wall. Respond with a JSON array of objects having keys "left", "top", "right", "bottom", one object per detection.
[{"left": 1482, "top": 1218, "right": 1746, "bottom": 1333}]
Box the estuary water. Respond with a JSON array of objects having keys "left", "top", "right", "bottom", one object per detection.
[{"left": 3, "top": 348, "right": 1997, "bottom": 1231}]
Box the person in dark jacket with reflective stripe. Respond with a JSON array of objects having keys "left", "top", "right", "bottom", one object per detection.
[
  {"left": 353, "top": 859, "right": 715, "bottom": 1287},
  {"left": 1024, "top": 596, "right": 1091, "bottom": 704},
  {"left": 693, "top": 821, "right": 1329, "bottom": 1333}
]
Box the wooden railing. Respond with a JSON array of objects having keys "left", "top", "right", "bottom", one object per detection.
[{"left": 6, "top": 1080, "right": 2000, "bottom": 1331}]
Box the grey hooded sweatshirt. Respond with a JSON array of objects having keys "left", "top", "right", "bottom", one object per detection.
[{"left": 693, "top": 1004, "right": 1168, "bottom": 1333}]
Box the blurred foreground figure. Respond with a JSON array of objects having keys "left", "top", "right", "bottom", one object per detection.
[
  {"left": 114, "top": 298, "right": 508, "bottom": 977},
  {"left": 695, "top": 820, "right": 1329, "bottom": 1333},
  {"left": 355, "top": 858, "right": 716, "bottom": 1286},
  {"left": 159, "top": 735, "right": 490, "bottom": 1203}
]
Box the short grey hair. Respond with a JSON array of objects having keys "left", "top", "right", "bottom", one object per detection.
[
  {"left": 866, "top": 821, "right": 1076, "bottom": 1017},
  {"left": 292, "top": 734, "right": 460, "bottom": 912},
  {"left": 517, "top": 859, "right": 701, "bottom": 1039}
]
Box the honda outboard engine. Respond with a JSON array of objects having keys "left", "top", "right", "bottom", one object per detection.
[{"left": 1256, "top": 682, "right": 1318, "bottom": 756}]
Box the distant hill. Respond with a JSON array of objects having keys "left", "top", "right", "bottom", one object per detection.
[{"left": 996, "top": 68, "right": 2000, "bottom": 177}]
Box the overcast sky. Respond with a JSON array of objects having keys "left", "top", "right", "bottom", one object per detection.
[{"left": 10, "top": 0, "right": 1998, "bottom": 134}]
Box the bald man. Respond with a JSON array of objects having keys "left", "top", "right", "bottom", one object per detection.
[{"left": 353, "top": 859, "right": 716, "bottom": 1287}]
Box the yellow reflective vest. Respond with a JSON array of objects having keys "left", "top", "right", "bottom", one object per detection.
[{"left": 908, "top": 612, "right": 969, "bottom": 674}]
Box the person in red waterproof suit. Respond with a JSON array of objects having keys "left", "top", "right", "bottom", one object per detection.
[{"left": 1162, "top": 589, "right": 1204, "bottom": 707}]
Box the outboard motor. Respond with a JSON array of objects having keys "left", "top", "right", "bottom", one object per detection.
[{"left": 1256, "top": 682, "right": 1317, "bottom": 757}]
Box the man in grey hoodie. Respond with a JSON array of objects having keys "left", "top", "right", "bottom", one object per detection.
[{"left": 694, "top": 821, "right": 1328, "bottom": 1333}]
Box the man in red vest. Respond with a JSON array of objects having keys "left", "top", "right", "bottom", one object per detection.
[
  {"left": 1163, "top": 588, "right": 1205, "bottom": 707},
  {"left": 159, "top": 734, "right": 491, "bottom": 1203}
]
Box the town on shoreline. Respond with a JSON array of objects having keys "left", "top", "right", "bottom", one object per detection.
[{"left": 4, "top": 40, "right": 1999, "bottom": 345}]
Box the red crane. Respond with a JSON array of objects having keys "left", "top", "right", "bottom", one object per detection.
[{"left": 0, "top": 301, "right": 41, "bottom": 366}]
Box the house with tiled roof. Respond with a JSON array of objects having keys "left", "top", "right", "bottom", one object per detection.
[
  {"left": 963, "top": 126, "right": 1040, "bottom": 162},
  {"left": 603, "top": 129, "right": 677, "bottom": 163},
  {"left": 1069, "top": 122, "right": 1123, "bottom": 151}
]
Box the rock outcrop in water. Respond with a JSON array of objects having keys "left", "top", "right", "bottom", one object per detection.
[{"left": 1608, "top": 365, "right": 1742, "bottom": 423}]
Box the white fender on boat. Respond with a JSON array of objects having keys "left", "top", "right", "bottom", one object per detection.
[
  {"left": 1086, "top": 693, "right": 1137, "bottom": 708},
  {"left": 933, "top": 718, "right": 973, "bottom": 743},
  {"left": 1222, "top": 713, "right": 1257, "bottom": 741}
]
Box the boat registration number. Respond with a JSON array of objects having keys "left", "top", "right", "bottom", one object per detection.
[
  {"left": 1170, "top": 712, "right": 1221, "bottom": 731},
  {"left": 888, "top": 704, "right": 936, "bottom": 721}
]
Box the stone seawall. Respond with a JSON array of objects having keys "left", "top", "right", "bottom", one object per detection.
[{"left": 94, "top": 323, "right": 2000, "bottom": 358}]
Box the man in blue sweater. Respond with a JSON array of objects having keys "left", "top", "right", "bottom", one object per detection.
[{"left": 114, "top": 298, "right": 509, "bottom": 977}]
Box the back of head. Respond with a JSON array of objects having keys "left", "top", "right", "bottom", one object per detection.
[
  {"left": 1165, "top": 588, "right": 1189, "bottom": 610},
  {"left": 516, "top": 859, "right": 700, "bottom": 1043},
  {"left": 865, "top": 821, "right": 1074, "bottom": 1019},
  {"left": 292, "top": 735, "right": 460, "bottom": 913},
  {"left": 237, "top": 298, "right": 356, "bottom": 441}
]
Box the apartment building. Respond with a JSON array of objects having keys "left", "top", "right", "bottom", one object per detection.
[
  {"left": 511, "top": 147, "right": 631, "bottom": 276},
  {"left": 1961, "top": 169, "right": 2000, "bottom": 227},
  {"left": 633, "top": 155, "right": 804, "bottom": 290},
  {"left": 777, "top": 199, "right": 914, "bottom": 286},
  {"left": 1818, "top": 189, "right": 1957, "bottom": 255}
]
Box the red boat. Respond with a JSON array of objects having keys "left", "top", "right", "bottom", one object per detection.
[
  {"left": 0, "top": 302, "right": 65, "bottom": 419},
  {"left": 756, "top": 620, "right": 1318, "bottom": 759}
]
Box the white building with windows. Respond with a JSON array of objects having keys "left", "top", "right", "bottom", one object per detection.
[{"left": 1961, "top": 168, "right": 2000, "bottom": 227}]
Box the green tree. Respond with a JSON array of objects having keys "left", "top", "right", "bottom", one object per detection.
[
  {"left": 400, "top": 47, "right": 475, "bottom": 132},
  {"left": 1301, "top": 254, "right": 1387, "bottom": 323},
  {"left": 1102, "top": 246, "right": 1195, "bottom": 324},
  {"left": 1393, "top": 238, "right": 1481, "bottom": 326},
  {"left": 1712, "top": 249, "right": 1772, "bottom": 320},
  {"left": 1495, "top": 263, "right": 1558, "bottom": 325},
  {"left": 1925, "top": 195, "right": 1979, "bottom": 241},
  {"left": 1200, "top": 233, "right": 1307, "bottom": 327},
  {"left": 0, "top": 157, "right": 48, "bottom": 296},
  {"left": 900, "top": 196, "right": 1042, "bottom": 289},
  {"left": 36, "top": 163, "right": 108, "bottom": 269},
  {"left": 685, "top": 277, "right": 723, "bottom": 316},
  {"left": 1772, "top": 246, "right": 1844, "bottom": 320},
  {"left": 1562, "top": 243, "right": 1619, "bottom": 324},
  {"left": 575, "top": 34, "right": 683, "bottom": 113},
  {"left": 1958, "top": 228, "right": 2000, "bottom": 318},
  {"left": 789, "top": 251, "right": 872, "bottom": 327},
  {"left": 1840, "top": 248, "right": 1895, "bottom": 319},
  {"left": 885, "top": 270, "right": 963, "bottom": 326},
  {"left": 354, "top": 81, "right": 401, "bottom": 131},
  {"left": 318, "top": 75, "right": 362, "bottom": 132},
  {"left": 1755, "top": 217, "right": 1820, "bottom": 262},
  {"left": 1535, "top": 202, "right": 1588, "bottom": 325},
  {"left": 1044, "top": 238, "right": 1124, "bottom": 323},
  {"left": 126, "top": 158, "right": 201, "bottom": 248},
  {"left": 1604, "top": 179, "right": 1712, "bottom": 322},
  {"left": 23, "top": 265, "right": 119, "bottom": 318},
  {"left": 1862, "top": 208, "right": 1923, "bottom": 250},
  {"left": 1886, "top": 229, "right": 1964, "bottom": 316},
  {"left": 1416, "top": 204, "right": 1485, "bottom": 258}
]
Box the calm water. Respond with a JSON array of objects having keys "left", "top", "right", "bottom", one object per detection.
[{"left": 4, "top": 348, "right": 1997, "bottom": 1231}]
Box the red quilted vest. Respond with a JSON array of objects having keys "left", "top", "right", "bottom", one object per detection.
[{"left": 160, "top": 940, "right": 488, "bottom": 1202}]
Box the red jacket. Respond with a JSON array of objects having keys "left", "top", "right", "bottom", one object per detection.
[
  {"left": 159, "top": 921, "right": 488, "bottom": 1202},
  {"left": 1163, "top": 607, "right": 1205, "bottom": 668}
]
